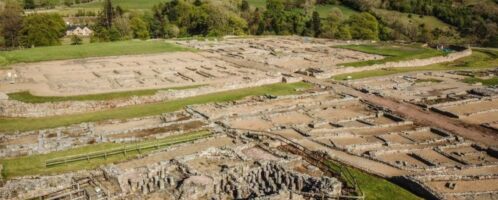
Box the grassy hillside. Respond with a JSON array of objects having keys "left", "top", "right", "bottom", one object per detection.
[
  {"left": 0, "top": 40, "right": 192, "bottom": 69},
  {"left": 316, "top": 4, "right": 358, "bottom": 18},
  {"left": 99, "top": 0, "right": 331, "bottom": 18},
  {"left": 74, "top": 0, "right": 166, "bottom": 10},
  {"left": 372, "top": 8, "right": 454, "bottom": 31}
]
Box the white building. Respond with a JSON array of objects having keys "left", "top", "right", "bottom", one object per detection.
[{"left": 66, "top": 26, "right": 93, "bottom": 37}]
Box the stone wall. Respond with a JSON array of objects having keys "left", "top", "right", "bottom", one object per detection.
[
  {"left": 0, "top": 77, "right": 283, "bottom": 118},
  {"left": 329, "top": 48, "right": 472, "bottom": 77}
]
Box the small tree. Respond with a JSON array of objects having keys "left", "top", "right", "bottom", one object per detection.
[
  {"left": 311, "top": 11, "right": 321, "bottom": 37},
  {"left": 70, "top": 35, "right": 83, "bottom": 45},
  {"left": 24, "top": 0, "right": 35, "bottom": 9},
  {"left": 0, "top": 0, "right": 23, "bottom": 47},
  {"left": 130, "top": 16, "right": 150, "bottom": 40},
  {"left": 241, "top": 0, "right": 249, "bottom": 11}
]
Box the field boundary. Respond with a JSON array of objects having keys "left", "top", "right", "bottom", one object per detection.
[{"left": 45, "top": 131, "right": 211, "bottom": 167}]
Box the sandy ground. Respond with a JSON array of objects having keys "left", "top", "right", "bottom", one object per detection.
[
  {"left": 426, "top": 179, "right": 498, "bottom": 193},
  {"left": 0, "top": 52, "right": 268, "bottom": 96},
  {"left": 442, "top": 99, "right": 498, "bottom": 116},
  {"left": 117, "top": 136, "right": 233, "bottom": 169}
]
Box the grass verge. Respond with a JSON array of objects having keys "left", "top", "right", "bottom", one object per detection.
[
  {"left": 326, "top": 160, "right": 420, "bottom": 200},
  {"left": 336, "top": 43, "right": 445, "bottom": 67},
  {"left": 332, "top": 49, "right": 498, "bottom": 80},
  {"left": 0, "top": 82, "right": 311, "bottom": 132},
  {"left": 0, "top": 40, "right": 192, "bottom": 69},
  {"left": 463, "top": 77, "right": 498, "bottom": 86},
  {"left": 8, "top": 85, "right": 204, "bottom": 104},
  {"left": 0, "top": 131, "right": 211, "bottom": 178}
]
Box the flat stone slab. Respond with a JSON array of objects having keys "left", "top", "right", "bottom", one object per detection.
[{"left": 0, "top": 92, "right": 8, "bottom": 100}]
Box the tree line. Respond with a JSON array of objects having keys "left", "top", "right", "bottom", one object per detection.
[
  {"left": 1, "top": 0, "right": 497, "bottom": 49},
  {"left": 86, "top": 0, "right": 382, "bottom": 43},
  {"left": 0, "top": 0, "right": 65, "bottom": 48}
]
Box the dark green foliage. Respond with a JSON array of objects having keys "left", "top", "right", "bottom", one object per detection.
[
  {"left": 130, "top": 16, "right": 150, "bottom": 40},
  {"left": 103, "top": 0, "right": 114, "bottom": 28},
  {"left": 348, "top": 12, "right": 379, "bottom": 40},
  {"left": 0, "top": 0, "right": 23, "bottom": 47},
  {"left": 241, "top": 0, "right": 249, "bottom": 11},
  {"left": 70, "top": 35, "right": 83, "bottom": 45},
  {"left": 311, "top": 11, "right": 321, "bottom": 37},
  {"left": 19, "top": 13, "right": 66, "bottom": 47},
  {"left": 23, "top": 0, "right": 35, "bottom": 9}
]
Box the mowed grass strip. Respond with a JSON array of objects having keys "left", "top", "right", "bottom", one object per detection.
[
  {"left": 326, "top": 160, "right": 420, "bottom": 200},
  {"left": 0, "top": 131, "right": 211, "bottom": 178},
  {"left": 332, "top": 49, "right": 498, "bottom": 80},
  {"left": 336, "top": 43, "right": 444, "bottom": 67},
  {"left": 0, "top": 40, "right": 192, "bottom": 68},
  {"left": 8, "top": 85, "right": 204, "bottom": 104},
  {"left": 0, "top": 82, "right": 312, "bottom": 132},
  {"left": 463, "top": 77, "right": 498, "bottom": 86}
]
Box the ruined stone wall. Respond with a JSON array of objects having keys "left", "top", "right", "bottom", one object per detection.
[
  {"left": 0, "top": 77, "right": 283, "bottom": 118},
  {"left": 329, "top": 48, "right": 472, "bottom": 77}
]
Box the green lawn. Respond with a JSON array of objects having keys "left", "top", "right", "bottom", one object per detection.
[
  {"left": 463, "top": 77, "right": 498, "bottom": 86},
  {"left": 247, "top": 0, "right": 267, "bottom": 8},
  {"left": 336, "top": 43, "right": 445, "bottom": 67},
  {"left": 347, "top": 167, "right": 421, "bottom": 200},
  {"left": 0, "top": 40, "right": 192, "bottom": 69},
  {"left": 8, "top": 85, "right": 204, "bottom": 104},
  {"left": 0, "top": 82, "right": 312, "bottom": 133},
  {"left": 0, "top": 131, "right": 211, "bottom": 178},
  {"left": 326, "top": 160, "right": 420, "bottom": 200},
  {"left": 332, "top": 49, "right": 498, "bottom": 80}
]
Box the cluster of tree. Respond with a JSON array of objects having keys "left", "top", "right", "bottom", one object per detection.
[
  {"left": 340, "top": 0, "right": 498, "bottom": 46},
  {"left": 0, "top": 0, "right": 65, "bottom": 48},
  {"left": 2, "top": 0, "right": 495, "bottom": 49}
]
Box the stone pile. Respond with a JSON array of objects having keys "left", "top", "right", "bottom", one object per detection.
[{"left": 219, "top": 162, "right": 342, "bottom": 199}]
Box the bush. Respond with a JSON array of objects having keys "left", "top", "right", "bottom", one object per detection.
[{"left": 70, "top": 35, "right": 83, "bottom": 45}]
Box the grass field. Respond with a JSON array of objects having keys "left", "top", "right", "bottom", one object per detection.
[
  {"left": 316, "top": 4, "right": 358, "bottom": 18},
  {"left": 0, "top": 131, "right": 211, "bottom": 178},
  {"left": 8, "top": 85, "right": 204, "bottom": 104},
  {"left": 0, "top": 82, "right": 311, "bottom": 132},
  {"left": 332, "top": 49, "right": 498, "bottom": 80},
  {"left": 74, "top": 0, "right": 165, "bottom": 10},
  {"left": 336, "top": 43, "right": 445, "bottom": 67},
  {"left": 347, "top": 167, "right": 421, "bottom": 200},
  {"left": 326, "top": 160, "right": 420, "bottom": 200},
  {"left": 373, "top": 8, "right": 454, "bottom": 31},
  {"left": 464, "top": 77, "right": 498, "bottom": 86},
  {"left": 0, "top": 40, "right": 192, "bottom": 69}
]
